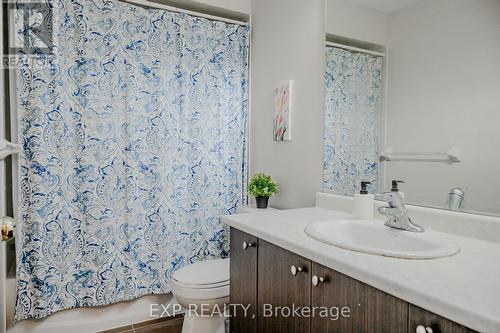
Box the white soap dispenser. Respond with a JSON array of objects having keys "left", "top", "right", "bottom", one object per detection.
[
  {"left": 391, "top": 180, "right": 405, "bottom": 200},
  {"left": 354, "top": 181, "right": 374, "bottom": 220}
]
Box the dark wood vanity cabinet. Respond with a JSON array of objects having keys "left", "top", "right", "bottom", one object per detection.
[
  {"left": 229, "top": 228, "right": 477, "bottom": 333},
  {"left": 311, "top": 263, "right": 408, "bottom": 332}
]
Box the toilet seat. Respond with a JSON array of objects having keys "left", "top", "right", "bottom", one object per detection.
[
  {"left": 172, "top": 283, "right": 229, "bottom": 300},
  {"left": 173, "top": 258, "right": 229, "bottom": 285},
  {"left": 172, "top": 258, "right": 230, "bottom": 300},
  {"left": 173, "top": 279, "right": 229, "bottom": 289}
]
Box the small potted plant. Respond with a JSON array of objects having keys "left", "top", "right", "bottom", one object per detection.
[{"left": 248, "top": 173, "right": 278, "bottom": 209}]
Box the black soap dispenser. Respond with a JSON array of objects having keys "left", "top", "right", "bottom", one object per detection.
[
  {"left": 360, "top": 181, "right": 371, "bottom": 194},
  {"left": 354, "top": 181, "right": 374, "bottom": 220}
]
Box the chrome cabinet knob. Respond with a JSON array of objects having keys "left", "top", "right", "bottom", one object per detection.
[
  {"left": 312, "top": 275, "right": 325, "bottom": 287},
  {"left": 290, "top": 265, "right": 303, "bottom": 276},
  {"left": 416, "top": 326, "right": 426, "bottom": 333},
  {"left": 242, "top": 241, "right": 254, "bottom": 250},
  {"left": 416, "top": 325, "right": 433, "bottom": 333},
  {"left": 1, "top": 217, "right": 15, "bottom": 242}
]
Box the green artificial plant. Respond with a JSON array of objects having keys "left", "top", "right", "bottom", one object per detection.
[{"left": 248, "top": 173, "right": 278, "bottom": 198}]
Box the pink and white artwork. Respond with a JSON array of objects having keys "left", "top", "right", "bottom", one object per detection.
[{"left": 273, "top": 80, "right": 292, "bottom": 141}]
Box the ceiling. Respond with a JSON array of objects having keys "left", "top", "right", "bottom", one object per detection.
[{"left": 346, "top": 0, "right": 419, "bottom": 13}]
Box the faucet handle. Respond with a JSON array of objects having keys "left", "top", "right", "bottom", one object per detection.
[
  {"left": 376, "top": 191, "right": 403, "bottom": 207},
  {"left": 376, "top": 191, "right": 397, "bottom": 201}
]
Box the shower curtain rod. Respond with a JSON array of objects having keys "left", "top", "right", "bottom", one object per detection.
[
  {"left": 326, "top": 41, "right": 386, "bottom": 57},
  {"left": 120, "top": 0, "right": 249, "bottom": 26}
]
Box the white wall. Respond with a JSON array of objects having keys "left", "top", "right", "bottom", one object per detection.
[
  {"left": 326, "top": 0, "right": 388, "bottom": 45},
  {"left": 248, "top": 0, "right": 387, "bottom": 209},
  {"left": 250, "top": 0, "right": 326, "bottom": 209},
  {"left": 384, "top": 0, "right": 500, "bottom": 215},
  {"left": 191, "top": 0, "right": 250, "bottom": 14},
  {"left": 154, "top": 0, "right": 250, "bottom": 16}
]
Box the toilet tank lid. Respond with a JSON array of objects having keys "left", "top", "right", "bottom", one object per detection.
[{"left": 173, "top": 258, "right": 229, "bottom": 286}]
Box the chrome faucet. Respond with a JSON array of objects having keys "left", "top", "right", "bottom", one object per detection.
[{"left": 376, "top": 191, "right": 424, "bottom": 232}]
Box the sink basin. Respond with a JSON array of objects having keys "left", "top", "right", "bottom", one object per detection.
[{"left": 305, "top": 220, "right": 460, "bottom": 259}]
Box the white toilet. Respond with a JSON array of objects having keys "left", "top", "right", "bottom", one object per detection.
[{"left": 172, "top": 258, "right": 230, "bottom": 333}]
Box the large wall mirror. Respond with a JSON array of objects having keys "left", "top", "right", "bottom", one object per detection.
[{"left": 323, "top": 0, "right": 500, "bottom": 216}]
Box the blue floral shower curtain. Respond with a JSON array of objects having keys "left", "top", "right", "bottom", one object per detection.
[
  {"left": 14, "top": 0, "right": 248, "bottom": 320},
  {"left": 323, "top": 47, "right": 383, "bottom": 195}
]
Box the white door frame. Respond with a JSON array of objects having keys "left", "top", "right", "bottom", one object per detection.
[{"left": 1, "top": 0, "right": 8, "bottom": 330}]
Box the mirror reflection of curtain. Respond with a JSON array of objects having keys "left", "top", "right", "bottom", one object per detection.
[
  {"left": 14, "top": 0, "right": 248, "bottom": 321},
  {"left": 324, "top": 47, "right": 383, "bottom": 195}
]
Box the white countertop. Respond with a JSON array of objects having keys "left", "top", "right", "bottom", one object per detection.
[{"left": 223, "top": 207, "right": 500, "bottom": 333}]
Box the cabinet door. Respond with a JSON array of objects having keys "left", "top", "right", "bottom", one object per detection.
[
  {"left": 257, "top": 240, "right": 311, "bottom": 333},
  {"left": 311, "top": 263, "right": 408, "bottom": 333},
  {"left": 230, "top": 228, "right": 258, "bottom": 333},
  {"left": 409, "top": 304, "right": 478, "bottom": 333}
]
